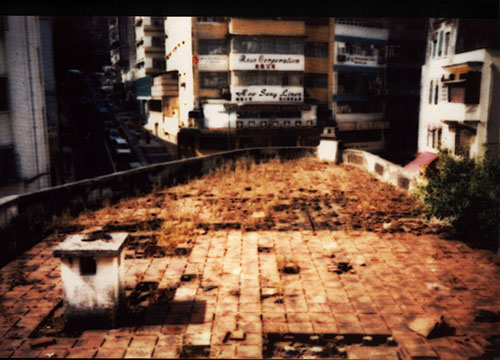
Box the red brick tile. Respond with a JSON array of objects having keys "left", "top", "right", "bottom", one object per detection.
[
  {"left": 347, "top": 345, "right": 399, "bottom": 360},
  {"left": 358, "top": 314, "right": 391, "bottom": 335},
  {"left": 66, "top": 348, "right": 98, "bottom": 358},
  {"left": 125, "top": 347, "right": 154, "bottom": 358},
  {"left": 73, "top": 336, "right": 105, "bottom": 348},
  {"left": 330, "top": 302, "right": 355, "bottom": 314},
  {"left": 401, "top": 343, "right": 439, "bottom": 360},
  {"left": 95, "top": 347, "right": 126, "bottom": 358},
  {"left": 153, "top": 345, "right": 179, "bottom": 358},
  {"left": 0, "top": 350, "right": 13, "bottom": 358},
  {"left": 210, "top": 344, "right": 237, "bottom": 358},
  {"left": 236, "top": 344, "right": 262, "bottom": 359},
  {"left": 101, "top": 336, "right": 132, "bottom": 348},
  {"left": 38, "top": 348, "right": 69, "bottom": 358},
  {"left": 11, "top": 349, "right": 42, "bottom": 358},
  {"left": 336, "top": 314, "right": 364, "bottom": 334},
  {"left": 262, "top": 321, "right": 288, "bottom": 333},
  {"left": 287, "top": 322, "right": 314, "bottom": 333}
]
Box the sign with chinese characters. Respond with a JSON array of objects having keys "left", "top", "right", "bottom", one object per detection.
[
  {"left": 198, "top": 55, "right": 228, "bottom": 71},
  {"left": 230, "top": 54, "right": 304, "bottom": 71},
  {"left": 231, "top": 86, "right": 303, "bottom": 103}
]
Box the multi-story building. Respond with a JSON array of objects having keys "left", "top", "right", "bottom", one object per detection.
[
  {"left": 0, "top": 16, "right": 52, "bottom": 196},
  {"left": 134, "top": 16, "right": 166, "bottom": 117},
  {"left": 333, "top": 19, "right": 390, "bottom": 152},
  {"left": 109, "top": 16, "right": 131, "bottom": 82},
  {"left": 418, "top": 18, "right": 500, "bottom": 160},
  {"left": 145, "top": 17, "right": 330, "bottom": 156}
]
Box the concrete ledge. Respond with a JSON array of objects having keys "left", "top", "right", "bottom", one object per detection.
[
  {"left": 0, "top": 147, "right": 316, "bottom": 267},
  {"left": 342, "top": 149, "right": 418, "bottom": 192}
]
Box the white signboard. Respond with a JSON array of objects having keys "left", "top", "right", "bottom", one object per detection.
[
  {"left": 198, "top": 55, "right": 228, "bottom": 71},
  {"left": 231, "top": 86, "right": 303, "bottom": 103},
  {"left": 230, "top": 53, "right": 304, "bottom": 71},
  {"left": 337, "top": 54, "right": 385, "bottom": 67}
]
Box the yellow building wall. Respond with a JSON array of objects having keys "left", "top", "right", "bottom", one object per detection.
[
  {"left": 229, "top": 18, "right": 305, "bottom": 36},
  {"left": 196, "top": 23, "right": 228, "bottom": 39}
]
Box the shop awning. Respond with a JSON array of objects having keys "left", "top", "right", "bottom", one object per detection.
[
  {"left": 442, "top": 61, "right": 483, "bottom": 73},
  {"left": 404, "top": 152, "right": 439, "bottom": 174}
]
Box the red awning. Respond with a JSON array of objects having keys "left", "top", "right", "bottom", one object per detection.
[{"left": 404, "top": 152, "right": 439, "bottom": 173}]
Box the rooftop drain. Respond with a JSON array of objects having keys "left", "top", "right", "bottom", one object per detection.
[{"left": 53, "top": 232, "right": 129, "bottom": 329}]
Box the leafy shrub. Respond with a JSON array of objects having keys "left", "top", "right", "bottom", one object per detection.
[{"left": 418, "top": 150, "right": 500, "bottom": 251}]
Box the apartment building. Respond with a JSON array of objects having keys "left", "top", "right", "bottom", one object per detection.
[
  {"left": 418, "top": 18, "right": 500, "bottom": 160},
  {"left": 333, "top": 19, "right": 389, "bottom": 152},
  {"left": 144, "top": 17, "right": 331, "bottom": 156},
  {"left": 134, "top": 16, "right": 166, "bottom": 117},
  {"left": 0, "top": 16, "right": 52, "bottom": 196},
  {"left": 109, "top": 16, "right": 132, "bottom": 82}
]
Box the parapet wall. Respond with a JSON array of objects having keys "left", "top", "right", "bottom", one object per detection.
[
  {"left": 0, "top": 147, "right": 315, "bottom": 267},
  {"left": 342, "top": 149, "right": 418, "bottom": 192}
]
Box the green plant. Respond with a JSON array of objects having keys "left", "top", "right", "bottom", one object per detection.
[{"left": 417, "top": 150, "right": 500, "bottom": 250}]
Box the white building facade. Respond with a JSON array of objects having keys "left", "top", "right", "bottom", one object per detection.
[
  {"left": 0, "top": 16, "right": 51, "bottom": 196},
  {"left": 418, "top": 19, "right": 500, "bottom": 160}
]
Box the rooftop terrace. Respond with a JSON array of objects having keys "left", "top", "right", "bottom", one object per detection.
[{"left": 0, "top": 157, "right": 499, "bottom": 359}]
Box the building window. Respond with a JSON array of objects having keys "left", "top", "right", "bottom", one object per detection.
[
  {"left": 199, "top": 72, "right": 228, "bottom": 88},
  {"left": 432, "top": 33, "right": 437, "bottom": 58},
  {"left": 305, "top": 42, "right": 328, "bottom": 57},
  {"left": 434, "top": 83, "right": 439, "bottom": 104},
  {"left": 429, "top": 128, "right": 442, "bottom": 149},
  {"left": 437, "top": 30, "right": 444, "bottom": 57},
  {"left": 337, "top": 72, "right": 383, "bottom": 95},
  {"left": 304, "top": 74, "right": 328, "bottom": 88},
  {"left": 235, "top": 71, "right": 302, "bottom": 86},
  {"left": 197, "top": 17, "right": 226, "bottom": 22},
  {"left": 149, "top": 99, "right": 162, "bottom": 112},
  {"left": 336, "top": 101, "right": 383, "bottom": 114},
  {"left": 151, "top": 17, "right": 164, "bottom": 27},
  {"left": 446, "top": 71, "right": 481, "bottom": 104},
  {"left": 0, "top": 146, "right": 16, "bottom": 183},
  {"left": 0, "top": 77, "right": 7, "bottom": 110},
  {"left": 444, "top": 31, "right": 451, "bottom": 56},
  {"left": 152, "top": 36, "right": 165, "bottom": 48},
  {"left": 455, "top": 127, "right": 475, "bottom": 159},
  {"left": 198, "top": 39, "right": 227, "bottom": 55},
  {"left": 232, "top": 37, "right": 304, "bottom": 54},
  {"left": 448, "top": 83, "right": 466, "bottom": 103},
  {"left": 152, "top": 58, "right": 166, "bottom": 70},
  {"left": 429, "top": 80, "right": 433, "bottom": 104}
]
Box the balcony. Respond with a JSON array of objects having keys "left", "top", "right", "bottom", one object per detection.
[{"left": 151, "top": 73, "right": 179, "bottom": 97}]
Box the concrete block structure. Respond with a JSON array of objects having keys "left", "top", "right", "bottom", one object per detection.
[
  {"left": 0, "top": 16, "right": 52, "bottom": 196},
  {"left": 53, "top": 231, "right": 128, "bottom": 328},
  {"left": 418, "top": 18, "right": 500, "bottom": 160}
]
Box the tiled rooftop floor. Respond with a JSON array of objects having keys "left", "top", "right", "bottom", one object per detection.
[{"left": 0, "top": 159, "right": 499, "bottom": 359}]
